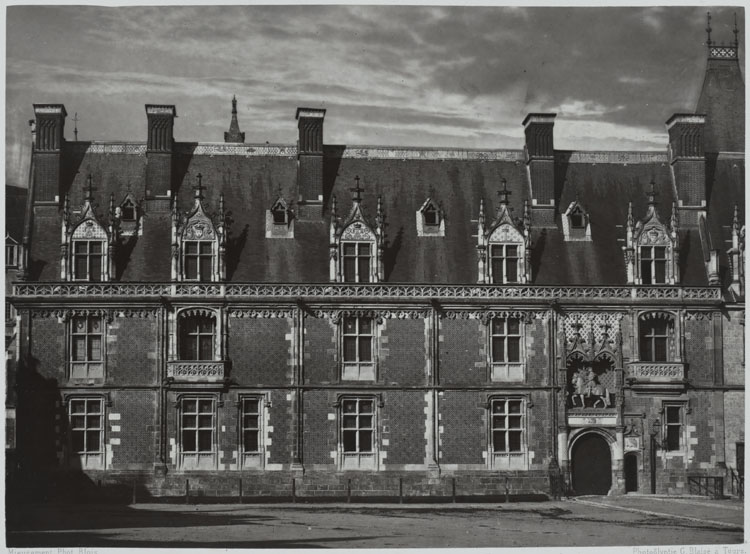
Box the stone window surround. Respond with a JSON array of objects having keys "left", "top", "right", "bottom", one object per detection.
[
  {"left": 333, "top": 394, "right": 382, "bottom": 471},
  {"left": 486, "top": 394, "right": 529, "bottom": 470},
  {"left": 62, "top": 394, "right": 108, "bottom": 470},
  {"left": 177, "top": 394, "right": 219, "bottom": 470},
  {"left": 67, "top": 314, "right": 106, "bottom": 383}
]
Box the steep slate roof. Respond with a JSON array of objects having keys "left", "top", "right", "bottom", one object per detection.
[
  {"left": 696, "top": 54, "right": 745, "bottom": 153},
  {"left": 27, "top": 143, "right": 728, "bottom": 287}
]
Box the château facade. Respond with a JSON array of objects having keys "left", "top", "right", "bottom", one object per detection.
[{"left": 7, "top": 22, "right": 745, "bottom": 500}]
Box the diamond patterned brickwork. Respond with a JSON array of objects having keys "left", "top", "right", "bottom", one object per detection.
[
  {"left": 228, "top": 317, "right": 293, "bottom": 386},
  {"left": 724, "top": 391, "right": 744, "bottom": 471},
  {"left": 440, "top": 319, "right": 485, "bottom": 386},
  {"left": 723, "top": 311, "right": 744, "bottom": 386},
  {"left": 683, "top": 317, "right": 713, "bottom": 384},
  {"left": 301, "top": 390, "right": 337, "bottom": 466},
  {"left": 439, "top": 391, "right": 486, "bottom": 465},
  {"left": 110, "top": 390, "right": 157, "bottom": 467},
  {"left": 381, "top": 391, "right": 427, "bottom": 466},
  {"left": 303, "top": 317, "right": 337, "bottom": 385},
  {"left": 379, "top": 319, "right": 427, "bottom": 386},
  {"left": 28, "top": 316, "right": 66, "bottom": 382},
  {"left": 108, "top": 317, "right": 158, "bottom": 386}
]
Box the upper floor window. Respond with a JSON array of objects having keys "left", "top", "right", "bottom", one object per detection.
[
  {"left": 490, "top": 317, "right": 524, "bottom": 382},
  {"left": 640, "top": 318, "right": 669, "bottom": 362},
  {"left": 342, "top": 242, "right": 371, "bottom": 283},
  {"left": 342, "top": 316, "right": 375, "bottom": 380},
  {"left": 68, "top": 397, "right": 104, "bottom": 469},
  {"left": 70, "top": 316, "right": 104, "bottom": 380},
  {"left": 180, "top": 397, "right": 216, "bottom": 469},
  {"left": 266, "top": 196, "right": 294, "bottom": 239},
  {"left": 340, "top": 397, "right": 377, "bottom": 470},
  {"left": 416, "top": 198, "right": 445, "bottom": 237},
  {"left": 490, "top": 244, "right": 519, "bottom": 284},
  {"left": 423, "top": 204, "right": 439, "bottom": 226},
  {"left": 640, "top": 246, "right": 667, "bottom": 284},
  {"left": 73, "top": 240, "right": 104, "bottom": 282},
  {"left": 570, "top": 210, "right": 585, "bottom": 229},
  {"left": 490, "top": 397, "right": 527, "bottom": 469},
  {"left": 179, "top": 314, "right": 216, "bottom": 360},
  {"left": 183, "top": 241, "right": 213, "bottom": 282}
]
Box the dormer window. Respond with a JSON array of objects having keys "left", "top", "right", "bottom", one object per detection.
[
  {"left": 120, "top": 199, "right": 136, "bottom": 222},
  {"left": 172, "top": 174, "right": 226, "bottom": 282},
  {"left": 477, "top": 180, "right": 531, "bottom": 284},
  {"left": 640, "top": 246, "right": 667, "bottom": 284},
  {"left": 61, "top": 177, "right": 118, "bottom": 282},
  {"left": 623, "top": 184, "right": 679, "bottom": 285},
  {"left": 73, "top": 239, "right": 104, "bottom": 281},
  {"left": 330, "top": 177, "right": 384, "bottom": 283},
  {"left": 562, "top": 200, "right": 591, "bottom": 241},
  {"left": 5, "top": 241, "right": 18, "bottom": 268},
  {"left": 266, "top": 196, "right": 294, "bottom": 238},
  {"left": 416, "top": 198, "right": 445, "bottom": 237}
]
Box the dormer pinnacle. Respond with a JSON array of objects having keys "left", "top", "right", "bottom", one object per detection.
[
  {"left": 350, "top": 175, "right": 364, "bottom": 204},
  {"left": 193, "top": 173, "right": 206, "bottom": 202},
  {"left": 224, "top": 95, "right": 245, "bottom": 143},
  {"left": 706, "top": 11, "right": 713, "bottom": 47}
]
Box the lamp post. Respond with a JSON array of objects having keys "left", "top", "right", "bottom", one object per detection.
[{"left": 649, "top": 418, "right": 661, "bottom": 494}]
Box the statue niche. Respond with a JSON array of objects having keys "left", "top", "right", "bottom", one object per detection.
[{"left": 567, "top": 353, "right": 615, "bottom": 409}]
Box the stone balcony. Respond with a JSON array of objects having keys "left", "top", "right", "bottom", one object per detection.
[
  {"left": 166, "top": 360, "right": 228, "bottom": 383},
  {"left": 627, "top": 362, "right": 686, "bottom": 393}
]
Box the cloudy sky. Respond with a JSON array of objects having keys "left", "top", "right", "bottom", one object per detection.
[{"left": 5, "top": 5, "right": 744, "bottom": 186}]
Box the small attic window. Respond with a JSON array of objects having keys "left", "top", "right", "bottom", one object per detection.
[
  {"left": 570, "top": 209, "right": 585, "bottom": 229},
  {"left": 121, "top": 199, "right": 136, "bottom": 222},
  {"left": 423, "top": 204, "right": 439, "bottom": 226},
  {"left": 271, "top": 200, "right": 289, "bottom": 225}
]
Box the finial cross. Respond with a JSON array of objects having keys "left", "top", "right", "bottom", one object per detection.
[
  {"left": 497, "top": 178, "right": 511, "bottom": 205},
  {"left": 350, "top": 175, "right": 364, "bottom": 203},
  {"left": 193, "top": 173, "right": 206, "bottom": 200},
  {"left": 73, "top": 112, "right": 79, "bottom": 141}
]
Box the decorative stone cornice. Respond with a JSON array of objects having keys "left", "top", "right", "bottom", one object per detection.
[
  {"left": 443, "top": 310, "right": 548, "bottom": 323},
  {"left": 685, "top": 311, "right": 714, "bottom": 320},
  {"left": 11, "top": 283, "right": 723, "bottom": 302},
  {"left": 628, "top": 362, "right": 685, "bottom": 380},
  {"left": 314, "top": 309, "right": 429, "bottom": 323}
]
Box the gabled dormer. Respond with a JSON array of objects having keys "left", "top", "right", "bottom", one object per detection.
[
  {"left": 477, "top": 179, "right": 532, "bottom": 284},
  {"left": 329, "top": 176, "right": 384, "bottom": 283},
  {"left": 266, "top": 193, "right": 294, "bottom": 239},
  {"left": 561, "top": 197, "right": 591, "bottom": 242},
  {"left": 117, "top": 192, "right": 141, "bottom": 237},
  {"left": 61, "top": 175, "right": 119, "bottom": 281},
  {"left": 623, "top": 183, "right": 680, "bottom": 285},
  {"left": 171, "top": 173, "right": 227, "bottom": 282},
  {"left": 416, "top": 197, "right": 445, "bottom": 237}
]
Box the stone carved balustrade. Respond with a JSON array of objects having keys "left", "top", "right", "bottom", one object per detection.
[
  {"left": 628, "top": 361, "right": 686, "bottom": 393},
  {"left": 167, "top": 360, "right": 228, "bottom": 382}
]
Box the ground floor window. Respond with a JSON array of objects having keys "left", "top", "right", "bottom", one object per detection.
[
  {"left": 68, "top": 398, "right": 103, "bottom": 469},
  {"left": 241, "top": 396, "right": 263, "bottom": 469},
  {"left": 490, "top": 397, "right": 526, "bottom": 469},
  {"left": 341, "top": 397, "right": 376, "bottom": 470},
  {"left": 663, "top": 404, "right": 684, "bottom": 452},
  {"left": 180, "top": 397, "right": 216, "bottom": 469}
]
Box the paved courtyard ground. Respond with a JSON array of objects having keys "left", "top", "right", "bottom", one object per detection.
[{"left": 6, "top": 495, "right": 744, "bottom": 548}]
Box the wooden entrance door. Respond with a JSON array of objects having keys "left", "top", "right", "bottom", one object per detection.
[
  {"left": 624, "top": 453, "right": 638, "bottom": 492},
  {"left": 572, "top": 433, "right": 612, "bottom": 495}
]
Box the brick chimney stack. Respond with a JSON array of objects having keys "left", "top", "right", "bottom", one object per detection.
[
  {"left": 666, "top": 114, "right": 706, "bottom": 222},
  {"left": 32, "top": 104, "right": 67, "bottom": 203},
  {"left": 145, "top": 104, "right": 176, "bottom": 199},
  {"left": 296, "top": 107, "right": 326, "bottom": 205},
  {"left": 522, "top": 113, "right": 556, "bottom": 226}
]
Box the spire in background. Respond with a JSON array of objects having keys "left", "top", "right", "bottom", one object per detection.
[
  {"left": 706, "top": 11, "right": 712, "bottom": 47},
  {"left": 224, "top": 95, "right": 245, "bottom": 143}
]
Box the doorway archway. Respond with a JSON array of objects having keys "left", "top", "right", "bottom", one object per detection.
[{"left": 571, "top": 432, "right": 612, "bottom": 495}]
